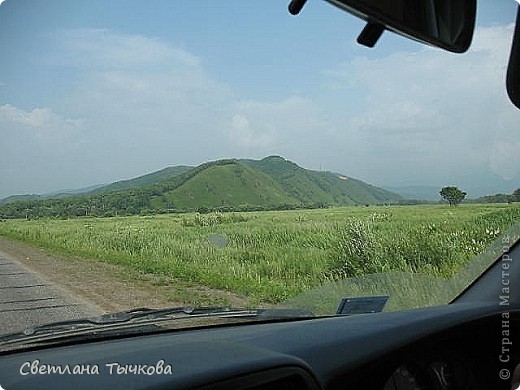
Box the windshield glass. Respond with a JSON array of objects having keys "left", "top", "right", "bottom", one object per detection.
[{"left": 0, "top": 0, "right": 519, "bottom": 339}]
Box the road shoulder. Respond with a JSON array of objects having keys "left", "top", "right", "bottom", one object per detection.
[{"left": 0, "top": 236, "right": 251, "bottom": 314}]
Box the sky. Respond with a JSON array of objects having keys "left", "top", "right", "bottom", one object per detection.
[{"left": 0, "top": 0, "right": 519, "bottom": 199}]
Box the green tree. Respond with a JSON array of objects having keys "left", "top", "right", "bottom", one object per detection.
[
  {"left": 439, "top": 186, "right": 467, "bottom": 206},
  {"left": 513, "top": 188, "right": 520, "bottom": 202}
]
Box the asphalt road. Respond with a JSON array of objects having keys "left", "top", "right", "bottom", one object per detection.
[{"left": 0, "top": 248, "right": 100, "bottom": 336}]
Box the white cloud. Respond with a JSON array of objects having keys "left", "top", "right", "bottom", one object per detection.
[
  {"left": 489, "top": 109, "right": 520, "bottom": 180},
  {"left": 45, "top": 29, "right": 331, "bottom": 177},
  {"left": 0, "top": 104, "right": 86, "bottom": 196},
  {"left": 2, "top": 104, "right": 63, "bottom": 127},
  {"left": 226, "top": 95, "right": 334, "bottom": 163},
  {"left": 0, "top": 104, "right": 82, "bottom": 139},
  {"left": 56, "top": 28, "right": 231, "bottom": 107},
  {"left": 52, "top": 28, "right": 199, "bottom": 69},
  {"left": 229, "top": 113, "right": 276, "bottom": 149},
  {"left": 490, "top": 139, "right": 520, "bottom": 180},
  {"left": 24, "top": 28, "right": 237, "bottom": 187},
  {"left": 321, "top": 24, "right": 520, "bottom": 184}
]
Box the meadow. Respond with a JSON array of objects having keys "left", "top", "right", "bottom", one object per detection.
[{"left": 0, "top": 204, "right": 519, "bottom": 308}]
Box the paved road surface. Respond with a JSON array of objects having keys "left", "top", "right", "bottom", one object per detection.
[{"left": 0, "top": 248, "right": 100, "bottom": 335}]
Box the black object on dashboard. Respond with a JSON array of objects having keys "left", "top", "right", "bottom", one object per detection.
[{"left": 336, "top": 295, "right": 389, "bottom": 315}]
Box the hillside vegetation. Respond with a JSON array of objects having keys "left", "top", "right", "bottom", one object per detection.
[
  {"left": 90, "top": 165, "right": 193, "bottom": 194},
  {"left": 0, "top": 156, "right": 402, "bottom": 218},
  {"left": 242, "top": 156, "right": 398, "bottom": 206},
  {"left": 471, "top": 188, "right": 520, "bottom": 204}
]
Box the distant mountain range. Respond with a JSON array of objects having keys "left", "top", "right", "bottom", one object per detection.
[
  {"left": 383, "top": 185, "right": 520, "bottom": 203},
  {"left": 382, "top": 185, "right": 441, "bottom": 201},
  {"left": 0, "top": 156, "right": 403, "bottom": 218},
  {"left": 0, "top": 184, "right": 106, "bottom": 205}
]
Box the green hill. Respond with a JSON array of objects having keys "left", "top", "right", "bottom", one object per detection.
[
  {"left": 241, "top": 156, "right": 401, "bottom": 206},
  {"left": 0, "top": 167, "right": 192, "bottom": 206},
  {"left": 149, "top": 161, "right": 296, "bottom": 211},
  {"left": 0, "top": 194, "right": 42, "bottom": 206},
  {"left": 0, "top": 157, "right": 402, "bottom": 218},
  {"left": 90, "top": 165, "right": 193, "bottom": 194}
]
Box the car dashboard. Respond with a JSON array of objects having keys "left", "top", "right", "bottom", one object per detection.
[{"left": 1, "top": 302, "right": 518, "bottom": 390}]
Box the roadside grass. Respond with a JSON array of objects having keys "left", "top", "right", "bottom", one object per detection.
[
  {"left": 104, "top": 265, "right": 243, "bottom": 307},
  {"left": 0, "top": 204, "right": 518, "bottom": 307}
]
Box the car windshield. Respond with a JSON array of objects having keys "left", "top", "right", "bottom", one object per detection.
[{"left": 0, "top": 0, "right": 519, "bottom": 339}]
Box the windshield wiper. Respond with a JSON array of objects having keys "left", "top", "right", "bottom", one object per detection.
[{"left": 0, "top": 306, "right": 314, "bottom": 347}]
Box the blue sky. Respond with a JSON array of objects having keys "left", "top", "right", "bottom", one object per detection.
[{"left": 0, "top": 0, "right": 519, "bottom": 198}]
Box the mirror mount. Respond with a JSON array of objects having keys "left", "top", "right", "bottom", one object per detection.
[
  {"left": 288, "top": 0, "right": 308, "bottom": 15},
  {"left": 357, "top": 22, "right": 385, "bottom": 48}
]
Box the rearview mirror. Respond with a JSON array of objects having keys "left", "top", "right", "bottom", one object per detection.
[{"left": 324, "top": 0, "right": 476, "bottom": 53}]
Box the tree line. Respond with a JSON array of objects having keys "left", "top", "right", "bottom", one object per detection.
[
  {"left": 473, "top": 188, "right": 520, "bottom": 204},
  {"left": 439, "top": 186, "right": 520, "bottom": 206},
  {"left": 1, "top": 181, "right": 517, "bottom": 220}
]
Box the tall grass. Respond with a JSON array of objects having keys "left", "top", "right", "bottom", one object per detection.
[{"left": 0, "top": 204, "right": 518, "bottom": 304}]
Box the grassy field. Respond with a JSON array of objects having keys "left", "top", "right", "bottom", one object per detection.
[{"left": 0, "top": 204, "right": 519, "bottom": 307}]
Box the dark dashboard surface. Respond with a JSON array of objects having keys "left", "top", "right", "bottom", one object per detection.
[{"left": 1, "top": 302, "right": 518, "bottom": 390}]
